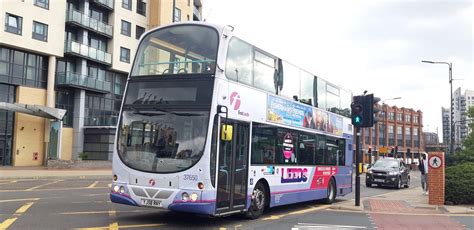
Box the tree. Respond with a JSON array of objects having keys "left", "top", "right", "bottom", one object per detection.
[{"left": 457, "top": 107, "right": 474, "bottom": 163}]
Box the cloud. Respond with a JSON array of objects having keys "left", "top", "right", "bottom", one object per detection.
[{"left": 202, "top": 0, "right": 473, "bottom": 140}]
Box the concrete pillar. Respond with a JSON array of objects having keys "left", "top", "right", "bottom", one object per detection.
[
  {"left": 72, "top": 88, "right": 85, "bottom": 159},
  {"left": 43, "top": 55, "right": 56, "bottom": 163}
]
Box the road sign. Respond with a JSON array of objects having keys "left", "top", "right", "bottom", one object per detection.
[
  {"left": 379, "top": 147, "right": 387, "bottom": 154},
  {"left": 429, "top": 156, "right": 442, "bottom": 169}
]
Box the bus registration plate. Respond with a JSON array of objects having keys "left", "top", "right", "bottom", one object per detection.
[{"left": 140, "top": 199, "right": 161, "bottom": 207}]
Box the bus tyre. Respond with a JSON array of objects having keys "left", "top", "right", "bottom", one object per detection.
[
  {"left": 323, "top": 178, "right": 336, "bottom": 204},
  {"left": 246, "top": 183, "right": 266, "bottom": 219}
]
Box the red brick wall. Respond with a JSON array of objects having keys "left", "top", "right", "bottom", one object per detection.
[{"left": 428, "top": 152, "right": 445, "bottom": 205}]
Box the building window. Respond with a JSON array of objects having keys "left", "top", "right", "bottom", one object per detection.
[
  {"left": 121, "top": 20, "right": 131, "bottom": 37},
  {"left": 120, "top": 47, "right": 130, "bottom": 63},
  {"left": 405, "top": 114, "right": 411, "bottom": 123},
  {"left": 5, "top": 13, "right": 22, "bottom": 35},
  {"left": 88, "top": 35, "right": 107, "bottom": 52},
  {"left": 56, "top": 90, "right": 74, "bottom": 127},
  {"left": 389, "top": 112, "right": 395, "bottom": 120},
  {"left": 122, "top": 0, "right": 132, "bottom": 10},
  {"left": 174, "top": 8, "right": 181, "bottom": 22},
  {"left": 34, "top": 0, "right": 49, "bottom": 9},
  {"left": 137, "top": 0, "right": 146, "bottom": 16},
  {"left": 0, "top": 47, "right": 47, "bottom": 88},
  {"left": 32, "top": 21, "right": 48, "bottom": 42},
  {"left": 397, "top": 113, "right": 403, "bottom": 121},
  {"left": 136, "top": 25, "right": 145, "bottom": 39}
]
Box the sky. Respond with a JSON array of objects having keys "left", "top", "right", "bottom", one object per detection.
[{"left": 202, "top": 0, "right": 473, "bottom": 140}]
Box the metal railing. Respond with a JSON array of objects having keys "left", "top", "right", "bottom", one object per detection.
[
  {"left": 66, "top": 8, "right": 113, "bottom": 37},
  {"left": 65, "top": 39, "right": 112, "bottom": 65},
  {"left": 56, "top": 72, "right": 111, "bottom": 93},
  {"left": 193, "top": 6, "right": 201, "bottom": 21},
  {"left": 84, "top": 116, "right": 118, "bottom": 126},
  {"left": 92, "top": 0, "right": 114, "bottom": 10}
]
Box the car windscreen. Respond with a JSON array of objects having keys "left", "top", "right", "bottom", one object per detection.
[{"left": 373, "top": 160, "right": 399, "bottom": 168}]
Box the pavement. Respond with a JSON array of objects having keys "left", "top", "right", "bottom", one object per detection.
[
  {"left": 331, "top": 183, "right": 474, "bottom": 215},
  {"left": 1, "top": 166, "right": 473, "bottom": 216}
]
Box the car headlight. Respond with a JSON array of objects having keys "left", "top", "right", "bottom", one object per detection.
[
  {"left": 367, "top": 169, "right": 373, "bottom": 174},
  {"left": 388, "top": 171, "right": 398, "bottom": 175}
]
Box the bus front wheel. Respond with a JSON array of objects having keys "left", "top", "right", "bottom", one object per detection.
[
  {"left": 246, "top": 182, "right": 266, "bottom": 219},
  {"left": 323, "top": 178, "right": 336, "bottom": 204}
]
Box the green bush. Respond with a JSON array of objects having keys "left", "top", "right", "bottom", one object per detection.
[{"left": 445, "top": 162, "right": 474, "bottom": 204}]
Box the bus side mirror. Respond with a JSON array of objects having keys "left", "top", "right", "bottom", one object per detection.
[{"left": 221, "top": 125, "right": 233, "bottom": 141}]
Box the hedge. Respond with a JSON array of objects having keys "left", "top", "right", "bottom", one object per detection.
[{"left": 445, "top": 162, "right": 474, "bottom": 204}]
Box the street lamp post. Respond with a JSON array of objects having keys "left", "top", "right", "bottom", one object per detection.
[{"left": 422, "top": 60, "right": 453, "bottom": 154}]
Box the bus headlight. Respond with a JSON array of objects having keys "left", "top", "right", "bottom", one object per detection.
[
  {"left": 190, "top": 193, "right": 198, "bottom": 201},
  {"left": 182, "top": 192, "right": 189, "bottom": 201},
  {"left": 113, "top": 185, "right": 120, "bottom": 193},
  {"left": 119, "top": 186, "right": 126, "bottom": 194}
]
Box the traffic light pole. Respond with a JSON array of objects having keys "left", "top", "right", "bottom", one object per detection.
[{"left": 355, "top": 126, "right": 361, "bottom": 206}]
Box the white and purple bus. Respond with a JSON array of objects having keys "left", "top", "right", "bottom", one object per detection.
[{"left": 111, "top": 22, "right": 354, "bottom": 218}]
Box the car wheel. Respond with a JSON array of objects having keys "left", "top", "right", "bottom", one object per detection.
[
  {"left": 366, "top": 182, "right": 372, "bottom": 187},
  {"left": 246, "top": 182, "right": 266, "bottom": 219},
  {"left": 397, "top": 177, "right": 402, "bottom": 189},
  {"left": 323, "top": 178, "right": 336, "bottom": 204},
  {"left": 404, "top": 177, "right": 410, "bottom": 188}
]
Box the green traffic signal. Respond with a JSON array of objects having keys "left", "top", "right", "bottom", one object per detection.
[{"left": 353, "top": 115, "right": 361, "bottom": 124}]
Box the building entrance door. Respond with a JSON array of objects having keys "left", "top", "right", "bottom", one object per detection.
[{"left": 0, "top": 84, "right": 15, "bottom": 166}]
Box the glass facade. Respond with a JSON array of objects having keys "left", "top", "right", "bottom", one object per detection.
[
  {"left": 0, "top": 84, "right": 15, "bottom": 166},
  {"left": 0, "top": 46, "right": 47, "bottom": 89},
  {"left": 84, "top": 72, "right": 125, "bottom": 126},
  {"left": 55, "top": 89, "right": 74, "bottom": 127}
]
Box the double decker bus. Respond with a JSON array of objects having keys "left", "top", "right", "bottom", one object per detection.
[{"left": 111, "top": 22, "right": 353, "bottom": 218}]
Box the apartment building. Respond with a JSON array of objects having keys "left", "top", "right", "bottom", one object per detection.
[
  {"left": 441, "top": 107, "right": 450, "bottom": 146},
  {"left": 360, "top": 104, "right": 424, "bottom": 164},
  {"left": 0, "top": 0, "right": 203, "bottom": 166},
  {"left": 448, "top": 87, "right": 473, "bottom": 150}
]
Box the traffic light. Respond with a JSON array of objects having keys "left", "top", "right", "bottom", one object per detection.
[
  {"left": 351, "top": 96, "right": 364, "bottom": 127},
  {"left": 391, "top": 147, "right": 395, "bottom": 154},
  {"left": 368, "top": 147, "right": 372, "bottom": 154},
  {"left": 362, "top": 94, "right": 381, "bottom": 127}
]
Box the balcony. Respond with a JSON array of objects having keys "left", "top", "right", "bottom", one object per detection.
[
  {"left": 66, "top": 8, "right": 113, "bottom": 38},
  {"left": 91, "top": 0, "right": 114, "bottom": 10},
  {"left": 65, "top": 39, "right": 112, "bottom": 65},
  {"left": 193, "top": 6, "right": 202, "bottom": 21},
  {"left": 56, "top": 72, "right": 111, "bottom": 93},
  {"left": 85, "top": 116, "right": 118, "bottom": 126}
]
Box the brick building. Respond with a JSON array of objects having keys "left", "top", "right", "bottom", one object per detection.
[{"left": 361, "top": 104, "right": 424, "bottom": 164}]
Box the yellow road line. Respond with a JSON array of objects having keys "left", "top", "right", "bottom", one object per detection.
[
  {"left": 0, "top": 217, "right": 18, "bottom": 229},
  {"left": 0, "top": 198, "right": 39, "bottom": 203},
  {"left": 73, "top": 223, "right": 164, "bottom": 230},
  {"left": 25, "top": 180, "right": 62, "bottom": 191},
  {"left": 14, "top": 202, "right": 34, "bottom": 214},
  {"left": 0, "top": 202, "right": 35, "bottom": 229},
  {"left": 88, "top": 181, "right": 99, "bottom": 188},
  {"left": 263, "top": 204, "right": 330, "bottom": 220},
  {"left": 109, "top": 222, "right": 118, "bottom": 230}
]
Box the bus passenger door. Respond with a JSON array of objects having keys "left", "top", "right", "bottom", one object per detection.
[{"left": 216, "top": 120, "right": 249, "bottom": 214}]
